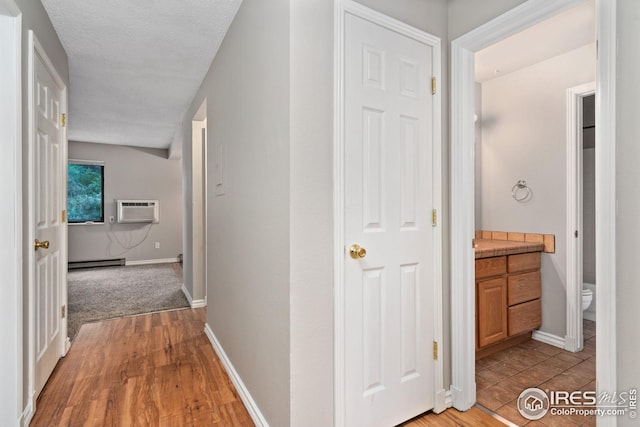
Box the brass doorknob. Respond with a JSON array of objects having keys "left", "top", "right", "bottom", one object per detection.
[
  {"left": 34, "top": 239, "right": 49, "bottom": 251},
  {"left": 349, "top": 244, "right": 367, "bottom": 259}
]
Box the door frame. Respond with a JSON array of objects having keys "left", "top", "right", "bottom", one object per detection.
[
  {"left": 188, "top": 98, "right": 207, "bottom": 308},
  {"left": 565, "top": 81, "right": 595, "bottom": 353},
  {"left": 333, "top": 1, "right": 444, "bottom": 425},
  {"left": 27, "top": 30, "right": 69, "bottom": 413},
  {"left": 0, "top": 1, "right": 23, "bottom": 424},
  {"left": 450, "top": 0, "right": 617, "bottom": 420}
]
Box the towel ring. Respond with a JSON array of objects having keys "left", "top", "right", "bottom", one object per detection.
[{"left": 512, "top": 180, "right": 532, "bottom": 202}]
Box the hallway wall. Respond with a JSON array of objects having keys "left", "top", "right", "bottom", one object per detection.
[{"left": 183, "top": 0, "right": 292, "bottom": 425}]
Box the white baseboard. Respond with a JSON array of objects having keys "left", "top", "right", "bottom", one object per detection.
[
  {"left": 532, "top": 330, "right": 566, "bottom": 349},
  {"left": 63, "top": 336, "right": 71, "bottom": 355},
  {"left": 434, "top": 388, "right": 452, "bottom": 413},
  {"left": 20, "top": 394, "right": 35, "bottom": 427},
  {"left": 125, "top": 257, "right": 180, "bottom": 266},
  {"left": 445, "top": 389, "right": 454, "bottom": 408},
  {"left": 203, "top": 323, "right": 270, "bottom": 427},
  {"left": 191, "top": 299, "right": 206, "bottom": 308},
  {"left": 444, "top": 389, "right": 453, "bottom": 409},
  {"left": 584, "top": 311, "right": 596, "bottom": 322},
  {"left": 181, "top": 284, "right": 206, "bottom": 308}
]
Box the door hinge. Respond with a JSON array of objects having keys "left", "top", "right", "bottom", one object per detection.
[
  {"left": 433, "top": 341, "right": 438, "bottom": 360},
  {"left": 61, "top": 305, "right": 66, "bottom": 319},
  {"left": 432, "top": 209, "right": 437, "bottom": 226},
  {"left": 61, "top": 113, "right": 66, "bottom": 127},
  {"left": 575, "top": 230, "right": 579, "bottom": 238},
  {"left": 431, "top": 77, "right": 436, "bottom": 95},
  {"left": 61, "top": 210, "right": 67, "bottom": 223},
  {"left": 472, "top": 238, "right": 476, "bottom": 248}
]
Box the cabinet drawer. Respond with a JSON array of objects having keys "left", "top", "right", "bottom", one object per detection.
[
  {"left": 508, "top": 299, "right": 541, "bottom": 336},
  {"left": 508, "top": 271, "right": 541, "bottom": 306},
  {"left": 476, "top": 256, "right": 506, "bottom": 280},
  {"left": 508, "top": 252, "right": 540, "bottom": 273}
]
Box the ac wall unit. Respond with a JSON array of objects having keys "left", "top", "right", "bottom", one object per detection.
[{"left": 116, "top": 200, "right": 159, "bottom": 223}]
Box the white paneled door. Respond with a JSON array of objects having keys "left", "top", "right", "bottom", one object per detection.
[
  {"left": 344, "top": 12, "right": 437, "bottom": 427},
  {"left": 32, "top": 44, "right": 66, "bottom": 398}
]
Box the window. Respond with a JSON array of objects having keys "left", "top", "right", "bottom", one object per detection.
[{"left": 68, "top": 160, "right": 104, "bottom": 223}]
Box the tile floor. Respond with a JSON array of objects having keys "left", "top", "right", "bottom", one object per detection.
[{"left": 476, "top": 320, "right": 596, "bottom": 426}]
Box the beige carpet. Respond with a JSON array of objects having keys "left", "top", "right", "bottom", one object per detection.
[{"left": 67, "top": 263, "right": 189, "bottom": 340}]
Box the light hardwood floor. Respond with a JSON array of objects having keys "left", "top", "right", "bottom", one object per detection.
[
  {"left": 32, "top": 307, "right": 505, "bottom": 426},
  {"left": 403, "top": 407, "right": 506, "bottom": 426},
  {"left": 31, "top": 308, "right": 254, "bottom": 426}
]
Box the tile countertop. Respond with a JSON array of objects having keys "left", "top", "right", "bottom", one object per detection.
[{"left": 474, "top": 238, "right": 545, "bottom": 259}]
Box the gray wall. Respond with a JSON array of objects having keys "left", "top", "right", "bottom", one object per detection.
[
  {"left": 289, "top": 0, "right": 334, "bottom": 424},
  {"left": 182, "top": 0, "right": 292, "bottom": 425},
  {"left": 15, "top": 0, "right": 69, "bottom": 415},
  {"left": 67, "top": 141, "right": 182, "bottom": 263},
  {"left": 475, "top": 82, "right": 483, "bottom": 226},
  {"left": 616, "top": 1, "right": 640, "bottom": 425},
  {"left": 582, "top": 147, "right": 595, "bottom": 283},
  {"left": 582, "top": 96, "right": 596, "bottom": 284},
  {"left": 478, "top": 44, "right": 595, "bottom": 338},
  {"left": 0, "top": 7, "right": 22, "bottom": 425}
]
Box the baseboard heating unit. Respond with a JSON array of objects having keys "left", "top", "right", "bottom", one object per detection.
[{"left": 68, "top": 258, "right": 126, "bottom": 270}]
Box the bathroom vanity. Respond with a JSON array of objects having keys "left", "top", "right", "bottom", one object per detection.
[{"left": 475, "top": 239, "right": 544, "bottom": 358}]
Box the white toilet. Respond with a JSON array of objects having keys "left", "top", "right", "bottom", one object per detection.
[{"left": 582, "top": 288, "right": 594, "bottom": 311}]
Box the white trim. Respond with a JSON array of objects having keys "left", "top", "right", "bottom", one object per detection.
[
  {"left": 0, "top": 4, "right": 22, "bottom": 426},
  {"left": 203, "top": 116, "right": 208, "bottom": 308},
  {"left": 124, "top": 257, "right": 180, "bottom": 266},
  {"left": 532, "top": 330, "right": 566, "bottom": 349},
  {"left": 594, "top": 1, "right": 617, "bottom": 424},
  {"left": 449, "top": 0, "right": 614, "bottom": 412},
  {"left": 565, "top": 82, "right": 595, "bottom": 353},
  {"left": 332, "top": 2, "right": 346, "bottom": 425},
  {"left": 27, "top": 30, "right": 69, "bottom": 407},
  {"left": 190, "top": 115, "right": 207, "bottom": 304},
  {"left": 429, "top": 11, "right": 445, "bottom": 418},
  {"left": 333, "top": 0, "right": 443, "bottom": 424},
  {"left": 181, "top": 284, "right": 206, "bottom": 308},
  {"left": 444, "top": 390, "right": 454, "bottom": 408},
  {"left": 203, "top": 323, "right": 269, "bottom": 427},
  {"left": 449, "top": 38, "right": 476, "bottom": 412},
  {"left": 19, "top": 396, "right": 34, "bottom": 427}
]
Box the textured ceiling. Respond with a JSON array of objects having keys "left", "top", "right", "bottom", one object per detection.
[
  {"left": 475, "top": 0, "right": 595, "bottom": 83},
  {"left": 41, "top": 0, "right": 241, "bottom": 149}
]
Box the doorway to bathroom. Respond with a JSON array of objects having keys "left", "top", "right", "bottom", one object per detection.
[
  {"left": 566, "top": 86, "right": 596, "bottom": 354},
  {"left": 453, "top": 0, "right": 604, "bottom": 425}
]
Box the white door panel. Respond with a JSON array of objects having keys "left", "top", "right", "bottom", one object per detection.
[
  {"left": 344, "top": 12, "right": 436, "bottom": 426},
  {"left": 33, "top": 49, "right": 65, "bottom": 398}
]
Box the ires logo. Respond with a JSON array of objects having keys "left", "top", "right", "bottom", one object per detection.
[
  {"left": 517, "top": 388, "right": 550, "bottom": 420},
  {"left": 549, "top": 390, "right": 597, "bottom": 406},
  {"left": 518, "top": 387, "right": 637, "bottom": 420}
]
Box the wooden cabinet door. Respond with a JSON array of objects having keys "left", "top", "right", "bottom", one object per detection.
[{"left": 477, "top": 278, "right": 508, "bottom": 348}]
